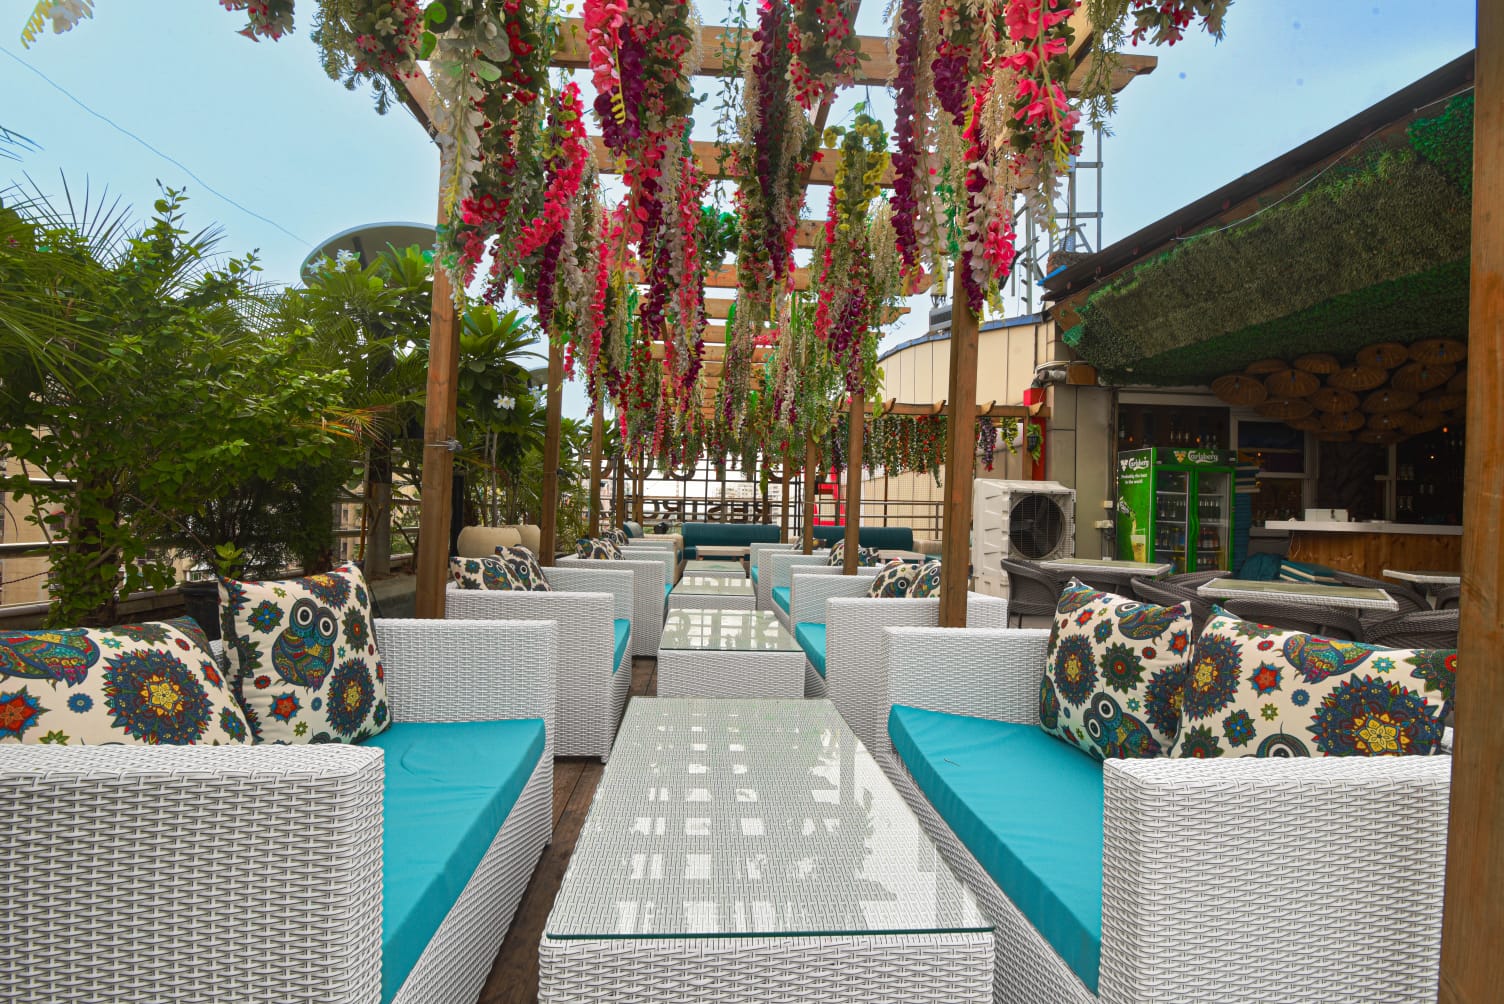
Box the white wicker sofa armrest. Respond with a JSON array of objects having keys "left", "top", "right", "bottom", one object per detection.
[
  {"left": 788, "top": 572, "right": 876, "bottom": 626},
  {"left": 886, "top": 626, "right": 1051, "bottom": 727},
  {"left": 760, "top": 550, "right": 830, "bottom": 610},
  {"left": 3, "top": 742, "right": 384, "bottom": 1002},
  {"left": 541, "top": 565, "right": 636, "bottom": 622},
  {"left": 826, "top": 595, "right": 1010, "bottom": 755},
  {"left": 556, "top": 556, "right": 665, "bottom": 656},
  {"left": 1099, "top": 755, "right": 1451, "bottom": 1003},
  {"left": 375, "top": 618, "right": 556, "bottom": 753}
]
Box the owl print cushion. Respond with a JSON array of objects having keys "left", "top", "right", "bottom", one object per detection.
[
  {"left": 867, "top": 559, "right": 920, "bottom": 598},
  {"left": 1039, "top": 580, "right": 1193, "bottom": 761},
  {"left": 1169, "top": 612, "right": 1454, "bottom": 759},
  {"left": 219, "top": 563, "right": 388, "bottom": 745},
  {"left": 0, "top": 617, "right": 251, "bottom": 746}
]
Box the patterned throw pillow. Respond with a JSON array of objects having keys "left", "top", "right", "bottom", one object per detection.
[
  {"left": 0, "top": 617, "right": 251, "bottom": 746},
  {"left": 601, "top": 526, "right": 630, "bottom": 548},
  {"left": 495, "top": 545, "right": 553, "bottom": 591},
  {"left": 219, "top": 564, "right": 388, "bottom": 745},
  {"left": 907, "top": 560, "right": 943, "bottom": 599},
  {"left": 867, "top": 559, "right": 921, "bottom": 598},
  {"left": 1170, "top": 612, "right": 1454, "bottom": 759},
  {"left": 1039, "top": 580, "right": 1193, "bottom": 761},
  {"left": 575, "top": 536, "right": 623, "bottom": 560},
  {"left": 826, "top": 540, "right": 882, "bottom": 567},
  {"left": 450, "top": 555, "right": 520, "bottom": 590}
]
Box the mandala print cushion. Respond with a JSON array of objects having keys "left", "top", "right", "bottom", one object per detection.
[
  {"left": 1170, "top": 612, "right": 1454, "bottom": 759},
  {"left": 867, "top": 559, "right": 920, "bottom": 598},
  {"left": 575, "top": 536, "right": 622, "bottom": 560},
  {"left": 907, "top": 560, "right": 943, "bottom": 599},
  {"left": 450, "top": 555, "right": 521, "bottom": 590},
  {"left": 827, "top": 540, "right": 883, "bottom": 567},
  {"left": 219, "top": 563, "right": 388, "bottom": 745},
  {"left": 1039, "top": 580, "right": 1192, "bottom": 760},
  {"left": 494, "top": 545, "right": 552, "bottom": 591},
  {"left": 601, "top": 527, "right": 630, "bottom": 548},
  {"left": 0, "top": 617, "right": 251, "bottom": 746}
]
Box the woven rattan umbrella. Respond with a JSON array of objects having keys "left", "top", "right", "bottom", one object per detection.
[
  {"left": 1244, "top": 358, "right": 1287, "bottom": 375},
  {"left": 1367, "top": 411, "right": 1404, "bottom": 432},
  {"left": 1293, "top": 353, "right": 1340, "bottom": 375},
  {"left": 1409, "top": 338, "right": 1467, "bottom": 366},
  {"left": 1264, "top": 368, "right": 1320, "bottom": 398},
  {"left": 1328, "top": 365, "right": 1388, "bottom": 391},
  {"left": 1256, "top": 397, "right": 1314, "bottom": 420},
  {"left": 1447, "top": 368, "right": 1468, "bottom": 394},
  {"left": 1310, "top": 386, "right": 1360, "bottom": 413},
  {"left": 1212, "top": 374, "right": 1268, "bottom": 407},
  {"left": 1358, "top": 428, "right": 1403, "bottom": 445},
  {"left": 1364, "top": 388, "right": 1420, "bottom": 413},
  {"left": 1357, "top": 342, "right": 1410, "bottom": 369},
  {"left": 1288, "top": 415, "right": 1325, "bottom": 432},
  {"left": 1392, "top": 361, "right": 1456, "bottom": 394},
  {"left": 1417, "top": 391, "right": 1466, "bottom": 415},
  {"left": 1320, "top": 410, "right": 1365, "bottom": 433},
  {"left": 1400, "top": 411, "right": 1446, "bottom": 435}
]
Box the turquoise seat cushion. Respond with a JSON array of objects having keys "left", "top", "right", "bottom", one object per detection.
[
  {"left": 794, "top": 621, "right": 827, "bottom": 677},
  {"left": 365, "top": 719, "right": 546, "bottom": 1004},
  {"left": 681, "top": 521, "right": 781, "bottom": 559},
  {"left": 613, "top": 618, "right": 631, "bottom": 672},
  {"left": 771, "top": 586, "right": 791, "bottom": 614},
  {"left": 890, "top": 705, "right": 1104, "bottom": 992},
  {"left": 750, "top": 566, "right": 759, "bottom": 586}
]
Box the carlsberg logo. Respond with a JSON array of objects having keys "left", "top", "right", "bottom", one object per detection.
[
  {"left": 1121, "top": 456, "right": 1151, "bottom": 472},
  {"left": 1187, "top": 450, "right": 1220, "bottom": 464}
]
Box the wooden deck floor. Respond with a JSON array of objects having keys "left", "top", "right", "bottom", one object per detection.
[{"left": 478, "top": 656, "right": 659, "bottom": 1003}]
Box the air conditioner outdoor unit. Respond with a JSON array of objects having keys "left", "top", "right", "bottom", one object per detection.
[{"left": 971, "top": 479, "right": 1077, "bottom": 577}]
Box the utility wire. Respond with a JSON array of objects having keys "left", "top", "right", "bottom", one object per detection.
[{"left": 0, "top": 43, "right": 309, "bottom": 245}]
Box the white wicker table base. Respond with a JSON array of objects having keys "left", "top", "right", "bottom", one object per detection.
[
  {"left": 539, "top": 932, "right": 993, "bottom": 1004},
  {"left": 657, "top": 648, "right": 806, "bottom": 697}
]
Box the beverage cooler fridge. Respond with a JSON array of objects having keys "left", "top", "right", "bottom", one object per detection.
[{"left": 1116, "top": 448, "right": 1236, "bottom": 574}]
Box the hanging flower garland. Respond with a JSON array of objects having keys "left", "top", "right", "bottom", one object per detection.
[{"left": 786, "top": 0, "right": 864, "bottom": 110}]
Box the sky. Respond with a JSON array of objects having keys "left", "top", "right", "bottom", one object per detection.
[{"left": 1, "top": 0, "right": 1477, "bottom": 420}]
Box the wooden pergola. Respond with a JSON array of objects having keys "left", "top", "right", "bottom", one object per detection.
[{"left": 395, "top": 10, "right": 1502, "bottom": 997}]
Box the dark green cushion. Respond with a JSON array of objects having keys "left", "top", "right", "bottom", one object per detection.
[
  {"left": 365, "top": 719, "right": 546, "bottom": 1004},
  {"left": 794, "top": 621, "right": 827, "bottom": 677},
  {"left": 811, "top": 525, "right": 915, "bottom": 551},
  {"left": 890, "top": 705, "right": 1104, "bottom": 992},
  {"left": 613, "top": 618, "right": 630, "bottom": 673},
  {"left": 771, "top": 586, "right": 791, "bottom": 614}
]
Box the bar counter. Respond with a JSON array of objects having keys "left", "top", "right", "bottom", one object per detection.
[{"left": 1264, "top": 520, "right": 1463, "bottom": 577}]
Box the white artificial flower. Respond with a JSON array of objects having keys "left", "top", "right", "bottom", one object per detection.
[{"left": 496, "top": 394, "right": 515, "bottom": 410}]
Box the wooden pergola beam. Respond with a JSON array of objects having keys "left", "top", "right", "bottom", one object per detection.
[{"left": 591, "top": 136, "right": 895, "bottom": 187}]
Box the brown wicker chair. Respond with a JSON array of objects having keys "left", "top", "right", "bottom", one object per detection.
[
  {"left": 1364, "top": 609, "right": 1460, "bottom": 649},
  {"left": 1433, "top": 584, "right": 1461, "bottom": 610},
  {"left": 1000, "top": 558, "right": 1069, "bottom": 627},
  {"left": 1219, "top": 599, "right": 1365, "bottom": 641}
]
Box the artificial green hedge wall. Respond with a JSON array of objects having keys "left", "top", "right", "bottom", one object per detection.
[{"left": 1064, "top": 95, "right": 1474, "bottom": 385}]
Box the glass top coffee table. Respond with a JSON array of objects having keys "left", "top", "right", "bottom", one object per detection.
[
  {"left": 540, "top": 699, "right": 992, "bottom": 1002},
  {"left": 656, "top": 609, "right": 806, "bottom": 698},
  {"left": 683, "top": 558, "right": 746, "bottom": 579},
  {"left": 669, "top": 576, "right": 756, "bottom": 611}
]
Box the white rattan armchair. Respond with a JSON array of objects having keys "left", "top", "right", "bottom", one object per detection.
[
  {"left": 624, "top": 536, "right": 681, "bottom": 581},
  {"left": 3, "top": 618, "right": 558, "bottom": 1004},
  {"left": 557, "top": 551, "right": 670, "bottom": 657},
  {"left": 879, "top": 626, "right": 1452, "bottom": 1004},
  {"left": 446, "top": 564, "right": 634, "bottom": 759},
  {"left": 761, "top": 548, "right": 832, "bottom": 623}
]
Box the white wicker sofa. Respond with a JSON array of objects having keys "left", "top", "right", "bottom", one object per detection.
[
  {"left": 760, "top": 548, "right": 832, "bottom": 623},
  {"left": 557, "top": 550, "right": 671, "bottom": 657},
  {"left": 877, "top": 625, "right": 1453, "bottom": 1004},
  {"left": 786, "top": 572, "right": 1006, "bottom": 746},
  {"left": 446, "top": 564, "right": 633, "bottom": 759},
  {"left": 3, "top": 618, "right": 557, "bottom": 1004}
]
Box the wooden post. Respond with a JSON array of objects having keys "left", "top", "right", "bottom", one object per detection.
[
  {"left": 614, "top": 458, "right": 626, "bottom": 529},
  {"left": 414, "top": 262, "right": 460, "bottom": 617},
  {"left": 939, "top": 268, "right": 979, "bottom": 626},
  {"left": 803, "top": 438, "right": 819, "bottom": 554},
  {"left": 780, "top": 448, "right": 792, "bottom": 542},
  {"left": 633, "top": 453, "right": 645, "bottom": 524},
  {"left": 538, "top": 339, "right": 564, "bottom": 566},
  {"left": 1439, "top": 15, "right": 1502, "bottom": 1002},
  {"left": 843, "top": 395, "right": 863, "bottom": 574},
  {"left": 588, "top": 406, "right": 604, "bottom": 534}
]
